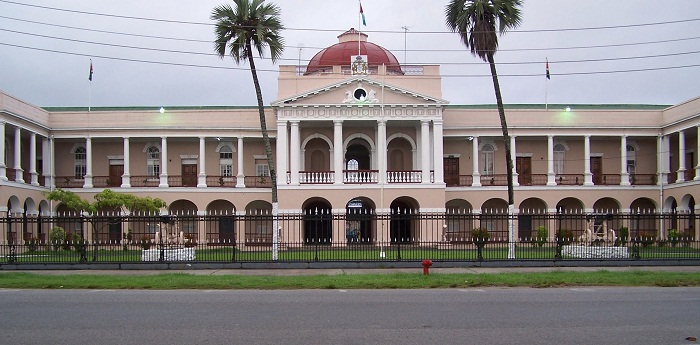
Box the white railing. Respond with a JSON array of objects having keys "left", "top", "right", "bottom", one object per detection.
[
  {"left": 343, "top": 170, "right": 379, "bottom": 184},
  {"left": 299, "top": 171, "right": 334, "bottom": 184},
  {"left": 387, "top": 171, "right": 422, "bottom": 183}
]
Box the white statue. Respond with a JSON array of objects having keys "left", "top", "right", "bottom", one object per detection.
[{"left": 342, "top": 90, "right": 354, "bottom": 103}]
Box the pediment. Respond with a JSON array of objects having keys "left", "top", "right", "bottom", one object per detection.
[{"left": 271, "top": 76, "right": 448, "bottom": 107}]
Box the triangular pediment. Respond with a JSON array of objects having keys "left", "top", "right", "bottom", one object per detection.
[{"left": 271, "top": 76, "right": 448, "bottom": 107}]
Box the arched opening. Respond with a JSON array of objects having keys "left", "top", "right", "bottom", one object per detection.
[
  {"left": 390, "top": 197, "right": 418, "bottom": 243},
  {"left": 206, "top": 200, "right": 236, "bottom": 244},
  {"left": 445, "top": 199, "right": 474, "bottom": 242},
  {"left": 629, "top": 198, "right": 658, "bottom": 238},
  {"left": 592, "top": 197, "right": 622, "bottom": 236},
  {"left": 303, "top": 198, "right": 332, "bottom": 245},
  {"left": 480, "top": 198, "right": 508, "bottom": 240},
  {"left": 169, "top": 200, "right": 199, "bottom": 242},
  {"left": 346, "top": 197, "right": 376, "bottom": 244},
  {"left": 518, "top": 198, "right": 548, "bottom": 239},
  {"left": 245, "top": 201, "right": 272, "bottom": 245},
  {"left": 345, "top": 140, "right": 371, "bottom": 170}
]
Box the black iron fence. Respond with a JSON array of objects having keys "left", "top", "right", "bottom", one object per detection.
[{"left": 1, "top": 211, "right": 697, "bottom": 264}]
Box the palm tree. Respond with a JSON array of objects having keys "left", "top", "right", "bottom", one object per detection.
[
  {"left": 445, "top": 0, "right": 523, "bottom": 258},
  {"left": 212, "top": 0, "right": 285, "bottom": 259}
]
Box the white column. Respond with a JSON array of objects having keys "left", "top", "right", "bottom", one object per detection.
[
  {"left": 510, "top": 135, "right": 518, "bottom": 187},
  {"left": 657, "top": 135, "right": 664, "bottom": 186},
  {"left": 433, "top": 120, "right": 444, "bottom": 184},
  {"left": 696, "top": 126, "right": 700, "bottom": 180},
  {"left": 333, "top": 120, "right": 344, "bottom": 185},
  {"left": 121, "top": 137, "right": 131, "bottom": 187},
  {"left": 14, "top": 127, "right": 23, "bottom": 183},
  {"left": 584, "top": 135, "right": 593, "bottom": 186},
  {"left": 676, "top": 130, "right": 686, "bottom": 183},
  {"left": 197, "top": 136, "right": 207, "bottom": 187},
  {"left": 0, "top": 122, "right": 6, "bottom": 181},
  {"left": 547, "top": 135, "right": 556, "bottom": 185},
  {"left": 41, "top": 137, "right": 50, "bottom": 187},
  {"left": 620, "top": 135, "right": 630, "bottom": 186},
  {"left": 378, "top": 120, "right": 387, "bottom": 184},
  {"left": 49, "top": 135, "right": 55, "bottom": 189},
  {"left": 471, "top": 136, "right": 481, "bottom": 187},
  {"left": 237, "top": 137, "right": 246, "bottom": 187},
  {"left": 290, "top": 121, "right": 300, "bottom": 185},
  {"left": 83, "top": 137, "right": 93, "bottom": 188},
  {"left": 420, "top": 120, "right": 430, "bottom": 184},
  {"left": 159, "top": 136, "right": 169, "bottom": 187},
  {"left": 29, "top": 133, "right": 38, "bottom": 186}
]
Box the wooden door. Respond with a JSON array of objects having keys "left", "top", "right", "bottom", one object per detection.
[
  {"left": 444, "top": 157, "right": 459, "bottom": 186},
  {"left": 516, "top": 157, "right": 532, "bottom": 185},
  {"left": 591, "top": 157, "right": 603, "bottom": 184},
  {"left": 686, "top": 152, "right": 696, "bottom": 180},
  {"left": 182, "top": 164, "right": 197, "bottom": 187},
  {"left": 108, "top": 165, "right": 123, "bottom": 187}
]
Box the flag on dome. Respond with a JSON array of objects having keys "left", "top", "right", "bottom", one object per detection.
[
  {"left": 546, "top": 59, "right": 550, "bottom": 80},
  {"left": 89, "top": 61, "right": 93, "bottom": 81},
  {"left": 360, "top": 1, "right": 366, "bottom": 26}
]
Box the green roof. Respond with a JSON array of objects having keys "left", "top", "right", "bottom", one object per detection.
[
  {"left": 42, "top": 104, "right": 671, "bottom": 112},
  {"left": 445, "top": 104, "right": 670, "bottom": 110},
  {"left": 42, "top": 105, "right": 260, "bottom": 112}
]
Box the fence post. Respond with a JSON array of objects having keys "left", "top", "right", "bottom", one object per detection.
[
  {"left": 7, "top": 213, "right": 15, "bottom": 263},
  {"left": 555, "top": 208, "right": 562, "bottom": 260}
]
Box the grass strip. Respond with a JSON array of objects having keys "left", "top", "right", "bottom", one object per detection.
[{"left": 1, "top": 270, "right": 700, "bottom": 290}]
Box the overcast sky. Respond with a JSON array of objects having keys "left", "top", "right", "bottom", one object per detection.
[{"left": 1, "top": 0, "right": 699, "bottom": 108}]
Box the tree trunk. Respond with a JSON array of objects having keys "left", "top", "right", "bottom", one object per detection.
[
  {"left": 246, "top": 42, "right": 280, "bottom": 260},
  {"left": 487, "top": 53, "right": 515, "bottom": 259}
]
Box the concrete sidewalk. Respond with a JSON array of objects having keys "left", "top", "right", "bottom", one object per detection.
[{"left": 3, "top": 265, "right": 700, "bottom": 276}]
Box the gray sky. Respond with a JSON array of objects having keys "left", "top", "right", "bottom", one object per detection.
[{"left": 1, "top": 0, "right": 699, "bottom": 108}]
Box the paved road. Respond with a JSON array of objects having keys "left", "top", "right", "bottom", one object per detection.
[{"left": 0, "top": 287, "right": 698, "bottom": 344}]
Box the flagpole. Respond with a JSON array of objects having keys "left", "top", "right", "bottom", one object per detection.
[
  {"left": 358, "top": 0, "right": 361, "bottom": 56},
  {"left": 88, "top": 59, "right": 92, "bottom": 112},
  {"left": 545, "top": 58, "right": 549, "bottom": 111}
]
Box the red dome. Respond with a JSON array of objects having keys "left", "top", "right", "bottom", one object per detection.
[{"left": 305, "top": 29, "right": 403, "bottom": 75}]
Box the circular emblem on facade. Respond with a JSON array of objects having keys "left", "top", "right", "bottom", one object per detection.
[{"left": 351, "top": 55, "right": 368, "bottom": 75}]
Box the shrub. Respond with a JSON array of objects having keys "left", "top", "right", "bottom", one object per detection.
[
  {"left": 25, "top": 237, "right": 41, "bottom": 252},
  {"left": 49, "top": 226, "right": 66, "bottom": 251},
  {"left": 667, "top": 228, "right": 680, "bottom": 247},
  {"left": 470, "top": 228, "right": 490, "bottom": 244},
  {"left": 556, "top": 229, "right": 575, "bottom": 245},
  {"left": 72, "top": 233, "right": 87, "bottom": 253},
  {"left": 617, "top": 226, "right": 629, "bottom": 246},
  {"left": 140, "top": 236, "right": 152, "bottom": 250},
  {"left": 535, "top": 226, "right": 548, "bottom": 247}
]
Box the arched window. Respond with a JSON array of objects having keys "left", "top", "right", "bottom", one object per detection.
[
  {"left": 481, "top": 144, "right": 494, "bottom": 175},
  {"left": 554, "top": 144, "right": 566, "bottom": 174},
  {"left": 74, "top": 146, "right": 86, "bottom": 178},
  {"left": 627, "top": 145, "right": 636, "bottom": 175},
  {"left": 347, "top": 159, "right": 359, "bottom": 170},
  {"left": 146, "top": 146, "right": 160, "bottom": 177},
  {"left": 219, "top": 145, "right": 233, "bottom": 177}
]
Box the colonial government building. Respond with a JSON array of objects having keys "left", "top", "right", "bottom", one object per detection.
[{"left": 1, "top": 29, "right": 699, "bottom": 246}]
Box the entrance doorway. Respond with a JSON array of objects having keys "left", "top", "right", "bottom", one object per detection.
[
  {"left": 516, "top": 157, "right": 532, "bottom": 185},
  {"left": 444, "top": 157, "right": 459, "bottom": 186},
  {"left": 591, "top": 157, "right": 603, "bottom": 184},
  {"left": 182, "top": 164, "right": 197, "bottom": 187}
]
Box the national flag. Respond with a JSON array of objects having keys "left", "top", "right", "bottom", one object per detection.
[
  {"left": 545, "top": 59, "right": 550, "bottom": 80},
  {"left": 360, "top": 1, "right": 366, "bottom": 26},
  {"left": 89, "top": 61, "right": 93, "bottom": 81}
]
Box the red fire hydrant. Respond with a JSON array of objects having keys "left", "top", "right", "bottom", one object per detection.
[{"left": 421, "top": 259, "right": 433, "bottom": 275}]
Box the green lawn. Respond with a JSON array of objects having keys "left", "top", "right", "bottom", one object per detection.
[
  {"left": 2, "top": 244, "right": 699, "bottom": 263},
  {"left": 1, "top": 270, "right": 699, "bottom": 290}
]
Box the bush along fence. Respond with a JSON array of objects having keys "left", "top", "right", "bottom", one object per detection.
[{"left": 0, "top": 210, "right": 698, "bottom": 264}]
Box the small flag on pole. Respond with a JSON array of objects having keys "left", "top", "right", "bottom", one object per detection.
[
  {"left": 360, "top": 1, "right": 366, "bottom": 26},
  {"left": 545, "top": 59, "right": 550, "bottom": 80},
  {"left": 89, "top": 61, "right": 93, "bottom": 81}
]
